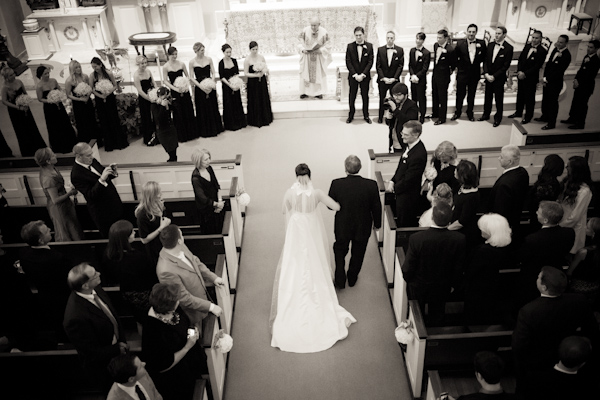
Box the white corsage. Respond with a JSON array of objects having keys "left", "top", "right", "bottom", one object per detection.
[
  {"left": 15, "top": 94, "right": 33, "bottom": 109},
  {"left": 213, "top": 329, "right": 233, "bottom": 353},
  {"left": 95, "top": 79, "right": 114, "bottom": 95},
  {"left": 228, "top": 75, "right": 243, "bottom": 91},
  {"left": 423, "top": 166, "right": 438, "bottom": 181},
  {"left": 236, "top": 188, "right": 250, "bottom": 207},
  {"left": 73, "top": 82, "right": 92, "bottom": 97},
  {"left": 46, "top": 89, "right": 65, "bottom": 104},
  {"left": 395, "top": 320, "right": 414, "bottom": 345},
  {"left": 199, "top": 78, "right": 216, "bottom": 96},
  {"left": 148, "top": 88, "right": 159, "bottom": 103},
  {"left": 173, "top": 76, "right": 189, "bottom": 93}
]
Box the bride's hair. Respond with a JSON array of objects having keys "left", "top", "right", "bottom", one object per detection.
[{"left": 295, "top": 163, "right": 311, "bottom": 178}]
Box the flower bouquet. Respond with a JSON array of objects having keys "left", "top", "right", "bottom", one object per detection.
[
  {"left": 253, "top": 61, "right": 267, "bottom": 81},
  {"left": 173, "top": 76, "right": 189, "bottom": 93},
  {"left": 46, "top": 89, "right": 66, "bottom": 105},
  {"left": 394, "top": 320, "right": 414, "bottom": 350},
  {"left": 15, "top": 94, "right": 33, "bottom": 110},
  {"left": 236, "top": 188, "right": 251, "bottom": 207},
  {"left": 212, "top": 329, "right": 233, "bottom": 353},
  {"left": 199, "top": 78, "right": 216, "bottom": 97},
  {"left": 148, "top": 88, "right": 159, "bottom": 103},
  {"left": 95, "top": 79, "right": 115, "bottom": 96},
  {"left": 73, "top": 82, "right": 92, "bottom": 97},
  {"left": 228, "top": 75, "right": 243, "bottom": 91},
  {"left": 423, "top": 166, "right": 438, "bottom": 182}
]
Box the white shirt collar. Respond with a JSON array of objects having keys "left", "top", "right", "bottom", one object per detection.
[
  {"left": 554, "top": 363, "right": 578, "bottom": 374},
  {"left": 76, "top": 289, "right": 97, "bottom": 302},
  {"left": 459, "top": 186, "right": 478, "bottom": 194},
  {"left": 116, "top": 382, "right": 150, "bottom": 400},
  {"left": 75, "top": 159, "right": 92, "bottom": 169},
  {"left": 406, "top": 138, "right": 421, "bottom": 152},
  {"left": 502, "top": 165, "right": 520, "bottom": 174},
  {"left": 496, "top": 40, "right": 505, "bottom": 47}
]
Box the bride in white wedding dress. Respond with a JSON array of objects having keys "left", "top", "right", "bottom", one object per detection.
[{"left": 270, "top": 164, "right": 356, "bottom": 353}]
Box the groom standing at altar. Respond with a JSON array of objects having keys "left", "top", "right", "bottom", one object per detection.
[
  {"left": 329, "top": 155, "right": 382, "bottom": 289},
  {"left": 298, "top": 17, "right": 332, "bottom": 99},
  {"left": 346, "top": 26, "right": 374, "bottom": 124}
]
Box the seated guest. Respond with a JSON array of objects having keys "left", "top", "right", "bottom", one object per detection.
[
  {"left": 143, "top": 283, "right": 207, "bottom": 400},
  {"left": 464, "top": 214, "right": 512, "bottom": 326},
  {"left": 449, "top": 160, "right": 481, "bottom": 250},
  {"left": 419, "top": 183, "right": 453, "bottom": 227},
  {"left": 450, "top": 351, "right": 516, "bottom": 400},
  {"left": 567, "top": 217, "right": 600, "bottom": 302},
  {"left": 526, "top": 154, "right": 564, "bottom": 232},
  {"left": 107, "top": 353, "right": 163, "bottom": 400},
  {"left": 103, "top": 220, "right": 158, "bottom": 324},
  {"left": 19, "top": 220, "right": 72, "bottom": 342},
  {"left": 135, "top": 181, "right": 171, "bottom": 264}
]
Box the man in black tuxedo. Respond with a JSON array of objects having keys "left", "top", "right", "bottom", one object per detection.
[
  {"left": 537, "top": 35, "right": 571, "bottom": 130},
  {"left": 480, "top": 26, "right": 514, "bottom": 127},
  {"left": 429, "top": 29, "right": 455, "bottom": 125},
  {"left": 71, "top": 142, "right": 123, "bottom": 237},
  {"left": 452, "top": 23, "right": 487, "bottom": 122},
  {"left": 329, "top": 155, "right": 381, "bottom": 288},
  {"left": 508, "top": 30, "right": 548, "bottom": 124},
  {"left": 402, "top": 202, "right": 465, "bottom": 325},
  {"left": 376, "top": 31, "right": 404, "bottom": 124},
  {"left": 388, "top": 120, "right": 427, "bottom": 227},
  {"left": 562, "top": 40, "right": 600, "bottom": 129},
  {"left": 345, "top": 26, "right": 374, "bottom": 124},
  {"left": 408, "top": 32, "right": 430, "bottom": 123},
  {"left": 385, "top": 83, "right": 419, "bottom": 153},
  {"left": 64, "top": 263, "right": 129, "bottom": 390}
]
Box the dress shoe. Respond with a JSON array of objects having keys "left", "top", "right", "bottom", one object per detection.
[
  {"left": 568, "top": 125, "right": 584, "bottom": 130},
  {"left": 560, "top": 119, "right": 574, "bottom": 124},
  {"left": 300, "top": 94, "right": 308, "bottom": 99},
  {"left": 334, "top": 280, "right": 346, "bottom": 289},
  {"left": 348, "top": 277, "right": 358, "bottom": 287},
  {"left": 364, "top": 117, "right": 372, "bottom": 124},
  {"left": 520, "top": 119, "right": 530, "bottom": 125},
  {"left": 425, "top": 114, "right": 434, "bottom": 119},
  {"left": 450, "top": 114, "right": 460, "bottom": 121},
  {"left": 541, "top": 125, "right": 555, "bottom": 130},
  {"left": 507, "top": 113, "right": 522, "bottom": 119},
  {"left": 478, "top": 116, "right": 490, "bottom": 121},
  {"left": 534, "top": 117, "right": 547, "bottom": 122},
  {"left": 493, "top": 121, "right": 500, "bottom": 127},
  {"left": 434, "top": 120, "right": 445, "bottom": 125},
  {"left": 419, "top": 118, "right": 425, "bottom": 124},
  {"left": 377, "top": 117, "right": 383, "bottom": 124},
  {"left": 315, "top": 95, "right": 323, "bottom": 99},
  {"left": 346, "top": 117, "right": 353, "bottom": 124},
  {"left": 467, "top": 114, "right": 475, "bottom": 121}
]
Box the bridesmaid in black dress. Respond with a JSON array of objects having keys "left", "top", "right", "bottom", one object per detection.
[
  {"left": 244, "top": 41, "right": 273, "bottom": 128},
  {"left": 189, "top": 42, "right": 224, "bottom": 138},
  {"left": 35, "top": 66, "right": 77, "bottom": 154},
  {"left": 1, "top": 67, "right": 47, "bottom": 156},
  {"left": 219, "top": 44, "right": 247, "bottom": 131},
  {"left": 66, "top": 60, "right": 102, "bottom": 145},
  {"left": 133, "top": 55, "right": 157, "bottom": 146},
  {"left": 162, "top": 46, "right": 199, "bottom": 142},
  {"left": 90, "top": 57, "right": 128, "bottom": 152}
]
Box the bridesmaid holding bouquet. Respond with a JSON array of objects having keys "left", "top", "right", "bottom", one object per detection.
[
  {"left": 133, "top": 55, "right": 158, "bottom": 146},
  {"left": 66, "top": 60, "right": 102, "bottom": 145},
  {"left": 219, "top": 44, "right": 247, "bottom": 131},
  {"left": 244, "top": 41, "right": 273, "bottom": 128}
]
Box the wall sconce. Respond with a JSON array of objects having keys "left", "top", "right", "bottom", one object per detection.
[
  {"left": 512, "top": 6, "right": 518, "bottom": 15},
  {"left": 138, "top": 0, "right": 168, "bottom": 11}
]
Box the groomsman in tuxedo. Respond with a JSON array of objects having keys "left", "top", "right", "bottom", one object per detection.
[
  {"left": 508, "top": 30, "right": 548, "bottom": 124},
  {"left": 452, "top": 23, "right": 487, "bottom": 122},
  {"left": 562, "top": 40, "right": 600, "bottom": 129},
  {"left": 376, "top": 31, "right": 404, "bottom": 124},
  {"left": 480, "top": 26, "right": 514, "bottom": 127},
  {"left": 537, "top": 35, "right": 571, "bottom": 130},
  {"left": 429, "top": 29, "right": 455, "bottom": 125},
  {"left": 346, "top": 26, "right": 374, "bottom": 124},
  {"left": 408, "top": 32, "right": 430, "bottom": 123}
]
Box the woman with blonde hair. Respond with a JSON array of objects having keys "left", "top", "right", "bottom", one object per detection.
[
  {"left": 430, "top": 140, "right": 459, "bottom": 193},
  {"left": 135, "top": 181, "right": 171, "bottom": 263},
  {"left": 189, "top": 42, "right": 223, "bottom": 137},
  {"left": 133, "top": 55, "right": 157, "bottom": 146},
  {"left": 191, "top": 148, "right": 225, "bottom": 234}
]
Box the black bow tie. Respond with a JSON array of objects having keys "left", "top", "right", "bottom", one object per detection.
[
  {"left": 469, "top": 41, "right": 476, "bottom": 44},
  {"left": 387, "top": 47, "right": 394, "bottom": 49},
  {"left": 356, "top": 43, "right": 363, "bottom": 46}
]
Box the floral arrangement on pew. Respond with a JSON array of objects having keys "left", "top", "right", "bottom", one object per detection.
[
  {"left": 236, "top": 187, "right": 251, "bottom": 207},
  {"left": 228, "top": 75, "right": 243, "bottom": 92},
  {"left": 148, "top": 87, "right": 159, "bottom": 103},
  {"left": 213, "top": 329, "right": 233, "bottom": 353},
  {"left": 199, "top": 78, "right": 216, "bottom": 98},
  {"left": 15, "top": 93, "right": 33, "bottom": 110},
  {"left": 252, "top": 61, "right": 267, "bottom": 81},
  {"left": 394, "top": 320, "right": 414, "bottom": 350},
  {"left": 95, "top": 79, "right": 115, "bottom": 96},
  {"left": 173, "top": 76, "right": 190, "bottom": 93},
  {"left": 73, "top": 82, "right": 93, "bottom": 98},
  {"left": 115, "top": 92, "right": 141, "bottom": 137}
]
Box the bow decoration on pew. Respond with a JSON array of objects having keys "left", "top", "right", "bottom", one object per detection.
[
  {"left": 236, "top": 188, "right": 251, "bottom": 207},
  {"left": 213, "top": 329, "right": 233, "bottom": 353},
  {"left": 395, "top": 320, "right": 414, "bottom": 348}
]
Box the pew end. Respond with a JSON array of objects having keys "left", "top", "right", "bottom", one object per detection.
[
  {"left": 193, "top": 378, "right": 209, "bottom": 400},
  {"left": 214, "top": 254, "right": 233, "bottom": 334},
  {"left": 392, "top": 247, "right": 408, "bottom": 324},
  {"left": 202, "top": 314, "right": 228, "bottom": 400},
  {"left": 374, "top": 171, "right": 386, "bottom": 244}
]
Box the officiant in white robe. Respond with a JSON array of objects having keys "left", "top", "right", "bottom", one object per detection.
[{"left": 297, "top": 17, "right": 332, "bottom": 98}]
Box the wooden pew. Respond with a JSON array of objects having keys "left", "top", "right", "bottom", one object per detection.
[
  {"left": 0, "top": 139, "right": 98, "bottom": 170},
  {"left": 426, "top": 369, "right": 516, "bottom": 400},
  {"left": 202, "top": 314, "right": 228, "bottom": 400}
]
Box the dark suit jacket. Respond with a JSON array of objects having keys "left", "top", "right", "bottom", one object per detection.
[
  {"left": 517, "top": 44, "right": 548, "bottom": 83},
  {"left": 484, "top": 41, "right": 514, "bottom": 83},
  {"left": 329, "top": 174, "right": 382, "bottom": 242},
  {"left": 488, "top": 167, "right": 530, "bottom": 229},
  {"left": 376, "top": 45, "right": 404, "bottom": 83},
  {"left": 391, "top": 140, "right": 427, "bottom": 196},
  {"left": 455, "top": 38, "right": 487, "bottom": 80},
  {"left": 388, "top": 98, "right": 419, "bottom": 150},
  {"left": 575, "top": 53, "right": 600, "bottom": 92},
  {"left": 544, "top": 48, "right": 571, "bottom": 87},
  {"left": 107, "top": 372, "right": 163, "bottom": 400},
  {"left": 63, "top": 287, "right": 126, "bottom": 372},
  {"left": 408, "top": 47, "right": 431, "bottom": 85},
  {"left": 519, "top": 226, "right": 575, "bottom": 271},
  {"left": 432, "top": 42, "right": 456, "bottom": 82},
  {"left": 345, "top": 41, "right": 374, "bottom": 80}
]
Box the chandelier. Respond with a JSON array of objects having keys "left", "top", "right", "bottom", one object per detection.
[{"left": 138, "top": 0, "right": 168, "bottom": 12}]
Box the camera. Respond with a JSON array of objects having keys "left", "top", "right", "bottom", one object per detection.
[{"left": 383, "top": 96, "right": 395, "bottom": 111}]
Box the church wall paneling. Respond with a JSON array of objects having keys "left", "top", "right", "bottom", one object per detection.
[
  {"left": 107, "top": 0, "right": 146, "bottom": 44},
  {"left": 168, "top": 0, "right": 205, "bottom": 45}
]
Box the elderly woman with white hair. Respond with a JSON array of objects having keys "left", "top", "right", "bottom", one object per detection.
[
  {"left": 191, "top": 148, "right": 225, "bottom": 234},
  {"left": 133, "top": 55, "right": 157, "bottom": 146}
]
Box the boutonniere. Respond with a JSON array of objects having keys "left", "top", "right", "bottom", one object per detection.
[
  {"left": 441, "top": 49, "right": 447, "bottom": 53},
  {"left": 402, "top": 152, "right": 409, "bottom": 159},
  {"left": 556, "top": 52, "right": 562, "bottom": 57},
  {"left": 415, "top": 50, "right": 423, "bottom": 57},
  {"left": 498, "top": 45, "right": 504, "bottom": 50},
  {"left": 476, "top": 43, "right": 481, "bottom": 48},
  {"left": 392, "top": 49, "right": 397, "bottom": 54},
  {"left": 531, "top": 48, "right": 537, "bottom": 53},
  {"left": 583, "top": 56, "right": 589, "bottom": 63}
]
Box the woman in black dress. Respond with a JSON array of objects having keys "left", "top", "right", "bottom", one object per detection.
[
  {"left": 449, "top": 160, "right": 481, "bottom": 250},
  {"left": 191, "top": 148, "right": 225, "bottom": 234},
  {"left": 163, "top": 46, "right": 198, "bottom": 142},
  {"left": 527, "top": 154, "right": 564, "bottom": 231},
  {"left": 135, "top": 181, "right": 171, "bottom": 264},
  {"left": 133, "top": 55, "right": 157, "bottom": 146},
  {"left": 190, "top": 42, "right": 224, "bottom": 137},
  {"left": 244, "top": 41, "right": 273, "bottom": 128},
  {"left": 35, "top": 66, "right": 77, "bottom": 154},
  {"left": 219, "top": 44, "right": 247, "bottom": 131},
  {"left": 1, "top": 67, "right": 47, "bottom": 156},
  {"left": 90, "top": 57, "right": 128, "bottom": 152},
  {"left": 152, "top": 87, "right": 179, "bottom": 162},
  {"left": 66, "top": 60, "right": 101, "bottom": 145}
]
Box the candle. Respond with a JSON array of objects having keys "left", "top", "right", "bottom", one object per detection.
[{"left": 69, "top": 53, "right": 72, "bottom": 60}]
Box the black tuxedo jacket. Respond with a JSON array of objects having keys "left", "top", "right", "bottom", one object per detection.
[
  {"left": 517, "top": 44, "right": 548, "bottom": 83},
  {"left": 432, "top": 42, "right": 455, "bottom": 82},
  {"left": 519, "top": 226, "right": 575, "bottom": 271},
  {"left": 408, "top": 47, "right": 431, "bottom": 85},
  {"left": 63, "top": 287, "right": 126, "bottom": 371},
  {"left": 329, "top": 175, "right": 381, "bottom": 242},
  {"left": 455, "top": 38, "right": 487, "bottom": 79},
  {"left": 345, "top": 41, "right": 374, "bottom": 80},
  {"left": 391, "top": 140, "right": 427, "bottom": 196},
  {"left": 488, "top": 166, "right": 529, "bottom": 228},
  {"left": 376, "top": 45, "right": 404, "bottom": 83},
  {"left": 388, "top": 98, "right": 419, "bottom": 150},
  {"left": 484, "top": 41, "right": 514, "bottom": 83},
  {"left": 543, "top": 48, "right": 571, "bottom": 87},
  {"left": 575, "top": 53, "right": 600, "bottom": 92}
]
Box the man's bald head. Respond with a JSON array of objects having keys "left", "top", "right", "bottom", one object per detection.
[{"left": 310, "top": 17, "right": 320, "bottom": 33}]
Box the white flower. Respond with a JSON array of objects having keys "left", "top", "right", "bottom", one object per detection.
[
  {"left": 212, "top": 329, "right": 233, "bottom": 353},
  {"left": 441, "top": 49, "right": 447, "bottom": 53},
  {"left": 229, "top": 75, "right": 243, "bottom": 91},
  {"left": 415, "top": 50, "right": 423, "bottom": 58},
  {"left": 15, "top": 94, "right": 33, "bottom": 108},
  {"left": 95, "top": 79, "right": 114, "bottom": 95},
  {"left": 252, "top": 61, "right": 266, "bottom": 72},
  {"left": 173, "top": 76, "right": 189, "bottom": 93},
  {"left": 46, "top": 89, "right": 65, "bottom": 104},
  {"left": 237, "top": 192, "right": 251, "bottom": 207},
  {"left": 73, "top": 82, "right": 92, "bottom": 97},
  {"left": 476, "top": 43, "right": 481, "bottom": 48},
  {"left": 424, "top": 166, "right": 438, "bottom": 181},
  {"left": 199, "top": 78, "right": 216, "bottom": 95},
  {"left": 395, "top": 321, "right": 414, "bottom": 345},
  {"left": 148, "top": 88, "right": 159, "bottom": 103}
]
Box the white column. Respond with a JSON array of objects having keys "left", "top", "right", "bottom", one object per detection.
[
  {"left": 159, "top": 5, "right": 170, "bottom": 31},
  {"left": 48, "top": 20, "right": 60, "bottom": 51},
  {"left": 98, "top": 16, "right": 107, "bottom": 46},
  {"left": 517, "top": 0, "right": 527, "bottom": 30},
  {"left": 575, "top": 0, "right": 582, "bottom": 13},
  {"left": 82, "top": 18, "right": 92, "bottom": 47}
]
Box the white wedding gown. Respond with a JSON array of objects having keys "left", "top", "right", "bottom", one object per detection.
[{"left": 270, "top": 182, "right": 356, "bottom": 353}]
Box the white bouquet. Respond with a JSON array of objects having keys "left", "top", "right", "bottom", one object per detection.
[
  {"left": 212, "top": 329, "right": 233, "bottom": 353},
  {"left": 73, "top": 82, "right": 92, "bottom": 97},
  {"left": 46, "top": 89, "right": 65, "bottom": 104},
  {"left": 15, "top": 94, "right": 33, "bottom": 109},
  {"left": 252, "top": 61, "right": 266, "bottom": 72},
  {"left": 95, "top": 79, "right": 114, "bottom": 95},
  {"left": 423, "top": 166, "right": 438, "bottom": 181},
  {"left": 173, "top": 76, "right": 189, "bottom": 93},
  {"left": 147, "top": 88, "right": 159, "bottom": 103},
  {"left": 237, "top": 188, "right": 250, "bottom": 207},
  {"left": 199, "top": 78, "right": 216, "bottom": 95},
  {"left": 228, "top": 75, "right": 243, "bottom": 91},
  {"left": 394, "top": 321, "right": 414, "bottom": 345}
]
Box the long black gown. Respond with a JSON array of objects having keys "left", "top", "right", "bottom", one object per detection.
[
  {"left": 6, "top": 86, "right": 47, "bottom": 156},
  {"left": 0, "top": 128, "right": 13, "bottom": 157},
  {"left": 219, "top": 58, "right": 247, "bottom": 131},
  {"left": 139, "top": 77, "right": 155, "bottom": 144},
  {"left": 246, "top": 64, "right": 273, "bottom": 128},
  {"left": 42, "top": 89, "right": 77, "bottom": 154},
  {"left": 193, "top": 65, "right": 224, "bottom": 137},
  {"left": 167, "top": 70, "right": 198, "bottom": 142},
  {"left": 93, "top": 77, "right": 128, "bottom": 152},
  {"left": 70, "top": 83, "right": 101, "bottom": 145}
]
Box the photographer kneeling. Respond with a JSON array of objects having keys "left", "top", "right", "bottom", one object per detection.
[{"left": 385, "top": 83, "right": 419, "bottom": 153}]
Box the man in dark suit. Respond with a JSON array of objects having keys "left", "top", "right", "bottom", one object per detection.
[
  {"left": 64, "top": 263, "right": 129, "bottom": 390},
  {"left": 385, "top": 83, "right": 419, "bottom": 153},
  {"left": 480, "top": 26, "right": 514, "bottom": 127},
  {"left": 508, "top": 30, "right": 548, "bottom": 124},
  {"left": 402, "top": 202, "right": 465, "bottom": 325},
  {"left": 107, "top": 354, "right": 163, "bottom": 400},
  {"left": 452, "top": 23, "right": 487, "bottom": 122},
  {"left": 455, "top": 351, "right": 516, "bottom": 400},
  {"left": 70, "top": 142, "right": 123, "bottom": 237},
  {"left": 329, "top": 155, "right": 381, "bottom": 288},
  {"left": 408, "top": 32, "right": 431, "bottom": 123},
  {"left": 389, "top": 120, "right": 427, "bottom": 227},
  {"left": 345, "top": 26, "right": 374, "bottom": 124},
  {"left": 561, "top": 39, "right": 600, "bottom": 129},
  {"left": 488, "top": 145, "right": 529, "bottom": 234},
  {"left": 537, "top": 35, "right": 571, "bottom": 130},
  {"left": 376, "top": 31, "right": 404, "bottom": 124},
  {"left": 429, "top": 29, "right": 455, "bottom": 125}
]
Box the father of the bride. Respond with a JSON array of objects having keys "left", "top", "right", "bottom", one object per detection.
[{"left": 329, "top": 155, "right": 382, "bottom": 288}]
